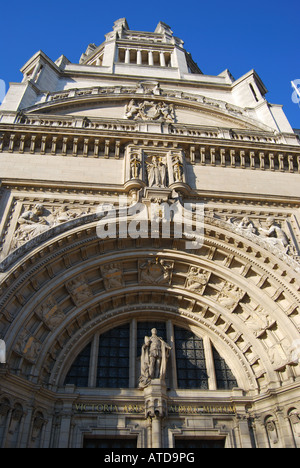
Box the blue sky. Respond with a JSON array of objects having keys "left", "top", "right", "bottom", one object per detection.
[{"left": 0, "top": 0, "right": 299, "bottom": 128}]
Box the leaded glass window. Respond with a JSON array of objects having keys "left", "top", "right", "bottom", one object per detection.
[
  {"left": 64, "top": 343, "right": 91, "bottom": 387},
  {"left": 174, "top": 326, "right": 209, "bottom": 389},
  {"left": 64, "top": 321, "right": 239, "bottom": 391},
  {"left": 213, "top": 346, "right": 238, "bottom": 390},
  {"left": 96, "top": 324, "right": 130, "bottom": 388}
]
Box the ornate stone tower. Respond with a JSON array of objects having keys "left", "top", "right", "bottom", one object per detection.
[{"left": 0, "top": 18, "right": 300, "bottom": 449}]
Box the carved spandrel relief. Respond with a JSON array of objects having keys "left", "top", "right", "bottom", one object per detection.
[
  {"left": 226, "top": 215, "right": 298, "bottom": 260},
  {"left": 12, "top": 204, "right": 50, "bottom": 251},
  {"left": 10, "top": 203, "right": 94, "bottom": 252},
  {"left": 139, "top": 258, "right": 174, "bottom": 285},
  {"left": 259, "top": 216, "right": 290, "bottom": 252},
  {"left": 66, "top": 275, "right": 93, "bottom": 306},
  {"left": 101, "top": 263, "right": 124, "bottom": 290}
]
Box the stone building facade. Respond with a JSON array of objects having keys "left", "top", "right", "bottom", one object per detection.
[{"left": 0, "top": 18, "right": 300, "bottom": 448}]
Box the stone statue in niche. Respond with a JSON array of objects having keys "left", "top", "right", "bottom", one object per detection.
[
  {"left": 146, "top": 156, "right": 167, "bottom": 188},
  {"left": 289, "top": 410, "right": 300, "bottom": 438},
  {"left": 265, "top": 418, "right": 279, "bottom": 445},
  {"left": 171, "top": 154, "right": 184, "bottom": 183},
  {"left": 139, "top": 328, "right": 172, "bottom": 389},
  {"left": 130, "top": 153, "right": 142, "bottom": 179}
]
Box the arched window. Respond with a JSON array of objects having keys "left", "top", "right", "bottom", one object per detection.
[
  {"left": 96, "top": 324, "right": 130, "bottom": 388},
  {"left": 174, "top": 326, "right": 208, "bottom": 389},
  {"left": 64, "top": 342, "right": 91, "bottom": 387},
  {"left": 64, "top": 321, "right": 238, "bottom": 390}
]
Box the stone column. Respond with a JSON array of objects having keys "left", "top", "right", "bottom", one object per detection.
[
  {"left": 203, "top": 336, "right": 217, "bottom": 390},
  {"left": 148, "top": 51, "right": 154, "bottom": 66},
  {"left": 125, "top": 49, "right": 130, "bottom": 64},
  {"left": 236, "top": 414, "right": 253, "bottom": 448},
  {"left": 137, "top": 50, "right": 142, "bottom": 65},
  {"left": 144, "top": 379, "right": 168, "bottom": 449},
  {"left": 160, "top": 52, "right": 166, "bottom": 67}
]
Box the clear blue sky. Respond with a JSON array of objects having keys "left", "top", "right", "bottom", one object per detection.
[{"left": 0, "top": 0, "right": 299, "bottom": 128}]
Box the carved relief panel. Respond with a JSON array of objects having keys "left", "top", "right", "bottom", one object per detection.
[{"left": 124, "top": 144, "right": 188, "bottom": 190}]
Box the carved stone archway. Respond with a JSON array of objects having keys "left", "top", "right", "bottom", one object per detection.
[{"left": 0, "top": 215, "right": 299, "bottom": 390}]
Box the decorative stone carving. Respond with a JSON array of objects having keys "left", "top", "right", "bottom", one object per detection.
[
  {"left": 146, "top": 156, "right": 167, "bottom": 188},
  {"left": 10, "top": 203, "right": 93, "bottom": 252},
  {"left": 244, "top": 306, "right": 276, "bottom": 338},
  {"left": 124, "top": 144, "right": 188, "bottom": 192},
  {"left": 12, "top": 204, "right": 50, "bottom": 250},
  {"left": 125, "top": 100, "right": 175, "bottom": 122},
  {"left": 229, "top": 216, "right": 257, "bottom": 234},
  {"left": 130, "top": 152, "right": 143, "bottom": 180},
  {"left": 289, "top": 410, "right": 300, "bottom": 438},
  {"left": 259, "top": 216, "right": 290, "bottom": 253},
  {"left": 66, "top": 275, "right": 93, "bottom": 306},
  {"left": 8, "top": 405, "right": 23, "bottom": 436},
  {"left": 265, "top": 417, "right": 279, "bottom": 445},
  {"left": 37, "top": 297, "right": 65, "bottom": 330},
  {"left": 31, "top": 412, "right": 46, "bottom": 445},
  {"left": 171, "top": 154, "right": 184, "bottom": 183},
  {"left": 217, "top": 282, "right": 245, "bottom": 311},
  {"left": 139, "top": 328, "right": 172, "bottom": 389},
  {"left": 101, "top": 263, "right": 124, "bottom": 290},
  {"left": 15, "top": 330, "right": 41, "bottom": 362},
  {"left": 185, "top": 266, "right": 210, "bottom": 293},
  {"left": 268, "top": 342, "right": 289, "bottom": 371},
  {"left": 139, "top": 258, "right": 173, "bottom": 285}
]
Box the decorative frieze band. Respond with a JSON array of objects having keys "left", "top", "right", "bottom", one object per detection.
[{"left": 0, "top": 129, "right": 299, "bottom": 174}]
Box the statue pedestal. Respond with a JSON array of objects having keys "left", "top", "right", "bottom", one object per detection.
[{"left": 143, "top": 379, "right": 168, "bottom": 448}]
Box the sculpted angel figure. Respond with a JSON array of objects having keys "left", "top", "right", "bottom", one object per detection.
[{"left": 139, "top": 328, "right": 171, "bottom": 389}]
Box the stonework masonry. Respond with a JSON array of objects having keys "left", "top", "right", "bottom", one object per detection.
[{"left": 0, "top": 18, "right": 300, "bottom": 448}]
